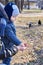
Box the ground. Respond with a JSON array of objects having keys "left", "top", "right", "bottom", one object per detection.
[{"left": 10, "top": 10, "right": 43, "bottom": 65}]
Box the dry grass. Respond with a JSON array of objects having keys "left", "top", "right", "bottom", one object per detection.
[
  {"left": 22, "top": 9, "right": 43, "bottom": 13},
  {"left": 10, "top": 12, "right": 43, "bottom": 65}
]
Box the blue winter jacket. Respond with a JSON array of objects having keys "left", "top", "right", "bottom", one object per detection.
[
  {"left": 0, "top": 5, "right": 21, "bottom": 59},
  {"left": 1, "top": 20, "right": 21, "bottom": 48},
  {"left": 0, "top": 5, "right": 21, "bottom": 48}
]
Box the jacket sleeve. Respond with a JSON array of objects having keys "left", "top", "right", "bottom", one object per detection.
[{"left": 5, "top": 25, "right": 21, "bottom": 46}]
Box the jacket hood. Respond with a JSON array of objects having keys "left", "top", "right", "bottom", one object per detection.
[
  {"left": 0, "top": 5, "right": 12, "bottom": 23},
  {"left": 0, "top": 5, "right": 8, "bottom": 19}
]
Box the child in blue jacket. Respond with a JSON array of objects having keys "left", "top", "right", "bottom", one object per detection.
[{"left": 1, "top": 2, "right": 27, "bottom": 65}]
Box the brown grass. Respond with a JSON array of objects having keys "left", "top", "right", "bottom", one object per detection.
[{"left": 11, "top": 13, "right": 43, "bottom": 65}]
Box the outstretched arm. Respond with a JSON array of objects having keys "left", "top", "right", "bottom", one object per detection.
[{"left": 5, "top": 25, "right": 21, "bottom": 46}]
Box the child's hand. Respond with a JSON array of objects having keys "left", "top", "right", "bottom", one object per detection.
[
  {"left": 23, "top": 43, "right": 29, "bottom": 47},
  {"left": 17, "top": 45, "right": 26, "bottom": 51},
  {"left": 17, "top": 43, "right": 28, "bottom": 51}
]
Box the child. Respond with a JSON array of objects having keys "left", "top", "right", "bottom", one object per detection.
[{"left": 1, "top": 2, "right": 27, "bottom": 65}]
